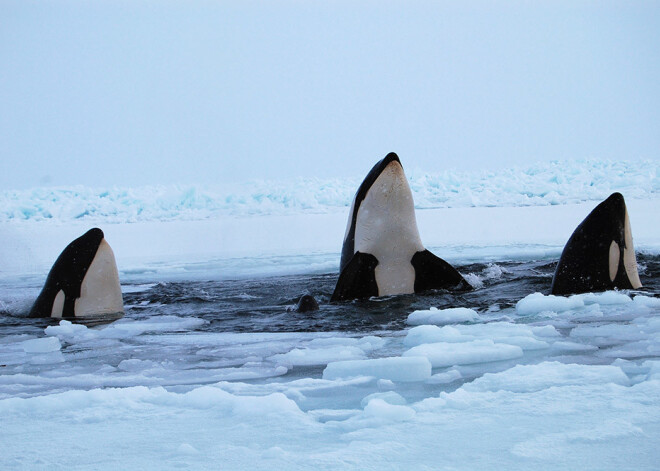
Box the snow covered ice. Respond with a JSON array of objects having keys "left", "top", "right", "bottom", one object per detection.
[
  {"left": 0, "top": 160, "right": 659, "bottom": 470},
  {"left": 0, "top": 159, "right": 657, "bottom": 224}
]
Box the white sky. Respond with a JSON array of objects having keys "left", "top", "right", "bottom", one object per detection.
[{"left": 1, "top": 1, "right": 658, "bottom": 189}]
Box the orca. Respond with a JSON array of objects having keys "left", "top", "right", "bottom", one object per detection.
[
  {"left": 331, "top": 153, "right": 471, "bottom": 301},
  {"left": 551, "top": 192, "right": 642, "bottom": 295},
  {"left": 29, "top": 228, "right": 124, "bottom": 320}
]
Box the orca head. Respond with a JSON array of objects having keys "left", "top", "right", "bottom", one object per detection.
[
  {"left": 551, "top": 192, "right": 642, "bottom": 295},
  {"left": 340, "top": 153, "right": 423, "bottom": 272},
  {"left": 30, "top": 228, "right": 124, "bottom": 320}
]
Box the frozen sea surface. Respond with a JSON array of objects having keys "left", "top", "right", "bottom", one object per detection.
[
  {"left": 1, "top": 255, "right": 659, "bottom": 470},
  {"left": 1, "top": 159, "right": 657, "bottom": 223}
]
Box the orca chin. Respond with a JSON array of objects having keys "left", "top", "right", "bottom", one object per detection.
[
  {"left": 29, "top": 228, "right": 125, "bottom": 320},
  {"left": 332, "top": 152, "right": 471, "bottom": 302},
  {"left": 551, "top": 192, "right": 642, "bottom": 295}
]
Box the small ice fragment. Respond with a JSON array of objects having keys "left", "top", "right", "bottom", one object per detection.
[
  {"left": 323, "top": 356, "right": 431, "bottom": 382},
  {"left": 403, "top": 340, "right": 523, "bottom": 367},
  {"left": 407, "top": 307, "right": 479, "bottom": 326},
  {"left": 516, "top": 292, "right": 584, "bottom": 315},
  {"left": 22, "top": 336, "right": 61, "bottom": 353},
  {"left": 377, "top": 379, "right": 396, "bottom": 390},
  {"left": 427, "top": 369, "right": 463, "bottom": 384},
  {"left": 360, "top": 391, "right": 407, "bottom": 408},
  {"left": 363, "top": 398, "right": 416, "bottom": 421}
]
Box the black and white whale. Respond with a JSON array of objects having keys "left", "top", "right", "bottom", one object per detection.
[
  {"left": 551, "top": 192, "right": 642, "bottom": 295},
  {"left": 29, "top": 228, "right": 124, "bottom": 320},
  {"left": 331, "top": 153, "right": 471, "bottom": 301}
]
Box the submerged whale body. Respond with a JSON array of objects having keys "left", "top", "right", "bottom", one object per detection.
[
  {"left": 331, "top": 153, "right": 470, "bottom": 301},
  {"left": 29, "top": 228, "right": 124, "bottom": 320},
  {"left": 551, "top": 192, "right": 642, "bottom": 295}
]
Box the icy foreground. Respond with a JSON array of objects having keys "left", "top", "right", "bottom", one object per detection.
[{"left": 1, "top": 293, "right": 659, "bottom": 470}]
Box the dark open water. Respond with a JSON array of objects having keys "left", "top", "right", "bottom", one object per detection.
[{"left": 2, "top": 254, "right": 658, "bottom": 335}]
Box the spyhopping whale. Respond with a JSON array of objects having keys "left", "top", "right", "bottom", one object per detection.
[
  {"left": 331, "top": 153, "right": 471, "bottom": 301},
  {"left": 29, "top": 228, "right": 124, "bottom": 321},
  {"left": 551, "top": 192, "right": 642, "bottom": 295}
]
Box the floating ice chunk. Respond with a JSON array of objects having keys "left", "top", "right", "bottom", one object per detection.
[
  {"left": 177, "top": 387, "right": 303, "bottom": 417},
  {"left": 0, "top": 385, "right": 305, "bottom": 418},
  {"left": 582, "top": 291, "right": 632, "bottom": 305},
  {"left": 531, "top": 325, "right": 562, "bottom": 338},
  {"left": 463, "top": 361, "right": 630, "bottom": 393},
  {"left": 427, "top": 368, "right": 463, "bottom": 384},
  {"left": 407, "top": 307, "right": 479, "bottom": 326},
  {"left": 45, "top": 320, "right": 94, "bottom": 341},
  {"left": 494, "top": 336, "right": 549, "bottom": 350},
  {"left": 403, "top": 340, "right": 523, "bottom": 367},
  {"left": 456, "top": 323, "right": 549, "bottom": 350},
  {"left": 22, "top": 337, "right": 61, "bottom": 353},
  {"left": 44, "top": 317, "right": 205, "bottom": 344},
  {"left": 550, "top": 341, "right": 598, "bottom": 353},
  {"left": 111, "top": 316, "right": 207, "bottom": 334},
  {"left": 205, "top": 365, "right": 289, "bottom": 382},
  {"left": 305, "top": 336, "right": 386, "bottom": 351},
  {"left": 516, "top": 292, "right": 584, "bottom": 315},
  {"left": 269, "top": 346, "right": 366, "bottom": 367},
  {"left": 363, "top": 398, "right": 416, "bottom": 421},
  {"left": 570, "top": 324, "right": 646, "bottom": 342},
  {"left": 403, "top": 325, "right": 464, "bottom": 347},
  {"left": 377, "top": 379, "right": 396, "bottom": 390},
  {"left": 357, "top": 336, "right": 388, "bottom": 352},
  {"left": 633, "top": 295, "right": 660, "bottom": 308},
  {"left": 323, "top": 357, "right": 432, "bottom": 382},
  {"left": 216, "top": 376, "right": 374, "bottom": 400},
  {"left": 360, "top": 391, "right": 407, "bottom": 408},
  {"left": 404, "top": 323, "right": 548, "bottom": 351},
  {"left": 458, "top": 322, "right": 536, "bottom": 338}
]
